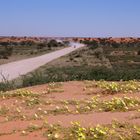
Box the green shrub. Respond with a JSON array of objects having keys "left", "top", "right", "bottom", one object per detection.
[
  {"left": 20, "top": 66, "right": 140, "bottom": 88},
  {"left": 0, "top": 75, "right": 15, "bottom": 91},
  {"left": 22, "top": 71, "right": 47, "bottom": 87}
]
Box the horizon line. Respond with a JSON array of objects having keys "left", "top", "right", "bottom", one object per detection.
[{"left": 0, "top": 35, "right": 139, "bottom": 38}]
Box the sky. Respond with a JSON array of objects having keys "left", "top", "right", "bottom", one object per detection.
[{"left": 0, "top": 0, "right": 140, "bottom": 37}]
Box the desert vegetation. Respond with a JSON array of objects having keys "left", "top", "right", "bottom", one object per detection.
[
  {"left": 0, "top": 81, "right": 140, "bottom": 139},
  {"left": 16, "top": 37, "right": 140, "bottom": 88},
  {"left": 0, "top": 37, "right": 66, "bottom": 64},
  {"left": 0, "top": 37, "right": 140, "bottom": 90},
  {"left": 0, "top": 37, "right": 140, "bottom": 139}
]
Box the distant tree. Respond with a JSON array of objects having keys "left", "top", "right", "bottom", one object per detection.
[
  {"left": 5, "top": 46, "right": 13, "bottom": 56},
  {"left": 26, "top": 40, "right": 35, "bottom": 46},
  {"left": 37, "top": 42, "right": 47, "bottom": 50},
  {"left": 63, "top": 41, "right": 70, "bottom": 46},
  {"left": 98, "top": 38, "right": 106, "bottom": 46},
  {"left": 138, "top": 50, "right": 140, "bottom": 55},
  {"left": 0, "top": 42, "right": 9, "bottom": 46},
  {"left": 111, "top": 41, "right": 120, "bottom": 48},
  {"left": 79, "top": 40, "right": 83, "bottom": 43},
  {"left": 47, "top": 40, "right": 59, "bottom": 50},
  {"left": 58, "top": 42, "right": 64, "bottom": 46},
  {"left": 89, "top": 40, "right": 99, "bottom": 49},
  {"left": 82, "top": 40, "right": 98, "bottom": 49},
  {"left": 20, "top": 41, "right": 26, "bottom": 46},
  {"left": 0, "top": 46, "right": 13, "bottom": 59},
  {"left": 73, "top": 38, "right": 78, "bottom": 42}
]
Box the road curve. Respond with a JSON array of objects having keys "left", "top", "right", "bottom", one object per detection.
[{"left": 0, "top": 43, "right": 84, "bottom": 82}]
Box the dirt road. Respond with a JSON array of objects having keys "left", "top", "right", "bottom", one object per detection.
[{"left": 0, "top": 43, "right": 84, "bottom": 82}]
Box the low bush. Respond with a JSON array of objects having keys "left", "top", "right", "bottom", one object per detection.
[
  {"left": 0, "top": 75, "right": 15, "bottom": 91},
  {"left": 20, "top": 66, "right": 140, "bottom": 87},
  {"left": 22, "top": 71, "right": 47, "bottom": 87}
]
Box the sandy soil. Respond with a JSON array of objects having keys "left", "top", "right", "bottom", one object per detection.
[{"left": 0, "top": 81, "right": 140, "bottom": 139}]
